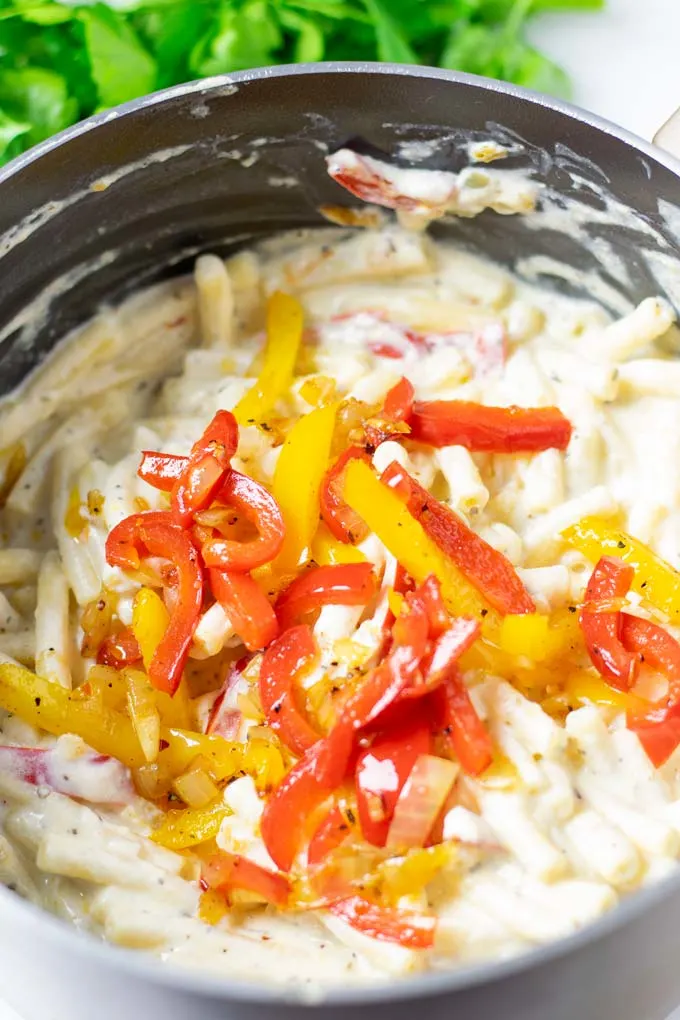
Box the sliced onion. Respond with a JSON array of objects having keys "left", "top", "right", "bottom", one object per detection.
[
  {"left": 386, "top": 755, "right": 459, "bottom": 851},
  {"left": 173, "top": 766, "right": 220, "bottom": 808},
  {"left": 205, "top": 657, "right": 249, "bottom": 738}
]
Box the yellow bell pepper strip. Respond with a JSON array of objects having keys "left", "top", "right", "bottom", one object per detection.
[
  {"left": 246, "top": 736, "right": 286, "bottom": 793},
  {"left": 233, "top": 291, "right": 304, "bottom": 425},
  {"left": 150, "top": 799, "right": 230, "bottom": 851},
  {"left": 155, "top": 679, "right": 193, "bottom": 731},
  {"left": 199, "top": 887, "right": 229, "bottom": 925},
  {"left": 563, "top": 516, "right": 680, "bottom": 622},
  {"left": 564, "top": 669, "right": 632, "bottom": 712},
  {"left": 342, "top": 458, "right": 495, "bottom": 626},
  {"left": 132, "top": 587, "right": 170, "bottom": 672},
  {"left": 310, "top": 523, "right": 367, "bottom": 566},
  {"left": 0, "top": 663, "right": 146, "bottom": 768},
  {"left": 123, "top": 667, "right": 161, "bottom": 763},
  {"left": 160, "top": 728, "right": 244, "bottom": 781},
  {"left": 272, "top": 402, "right": 338, "bottom": 571},
  {"left": 499, "top": 614, "right": 550, "bottom": 661}
]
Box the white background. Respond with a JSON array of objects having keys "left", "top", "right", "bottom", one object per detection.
[{"left": 0, "top": 0, "right": 678, "bottom": 1017}]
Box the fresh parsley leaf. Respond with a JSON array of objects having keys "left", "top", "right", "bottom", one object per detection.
[
  {"left": 190, "top": 1, "right": 282, "bottom": 77},
  {"left": 78, "top": 4, "right": 157, "bottom": 106},
  {"left": 277, "top": 6, "right": 325, "bottom": 63},
  {"left": 363, "top": 0, "right": 418, "bottom": 63},
  {"left": 0, "top": 66, "right": 78, "bottom": 147},
  {"left": 0, "top": 108, "right": 30, "bottom": 163}
]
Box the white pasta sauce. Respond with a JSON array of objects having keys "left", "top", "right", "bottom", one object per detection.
[{"left": 1, "top": 147, "right": 680, "bottom": 990}]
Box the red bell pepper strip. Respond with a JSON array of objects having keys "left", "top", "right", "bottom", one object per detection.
[
  {"left": 137, "top": 522, "right": 203, "bottom": 696},
  {"left": 383, "top": 377, "right": 415, "bottom": 422},
  {"left": 399, "top": 617, "right": 480, "bottom": 701},
  {"left": 209, "top": 568, "right": 279, "bottom": 652},
  {"left": 307, "top": 805, "right": 354, "bottom": 867},
  {"left": 328, "top": 896, "right": 436, "bottom": 949},
  {"left": 96, "top": 627, "right": 142, "bottom": 669},
  {"left": 580, "top": 556, "right": 641, "bottom": 690},
  {"left": 105, "top": 510, "right": 177, "bottom": 572},
  {"left": 355, "top": 711, "right": 432, "bottom": 847},
  {"left": 170, "top": 410, "right": 238, "bottom": 527},
  {"left": 261, "top": 745, "right": 329, "bottom": 872},
  {"left": 621, "top": 614, "right": 680, "bottom": 766},
  {"left": 259, "top": 624, "right": 322, "bottom": 756},
  {"left": 432, "top": 671, "right": 494, "bottom": 776},
  {"left": 201, "top": 852, "right": 290, "bottom": 907},
  {"left": 627, "top": 707, "right": 680, "bottom": 768},
  {"left": 105, "top": 513, "right": 203, "bottom": 695},
  {"left": 320, "top": 445, "right": 372, "bottom": 544},
  {"left": 409, "top": 400, "right": 572, "bottom": 453},
  {"left": 200, "top": 471, "right": 285, "bottom": 572},
  {"left": 378, "top": 563, "right": 415, "bottom": 656},
  {"left": 408, "top": 573, "right": 450, "bottom": 639},
  {"left": 138, "top": 451, "right": 186, "bottom": 492},
  {"left": 365, "top": 377, "right": 415, "bottom": 449},
  {"left": 621, "top": 614, "right": 680, "bottom": 697},
  {"left": 275, "top": 563, "right": 377, "bottom": 631},
  {"left": 381, "top": 461, "right": 534, "bottom": 615},
  {"left": 314, "top": 580, "right": 438, "bottom": 789}
]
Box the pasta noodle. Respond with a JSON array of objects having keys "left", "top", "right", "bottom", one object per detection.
[{"left": 1, "top": 187, "right": 680, "bottom": 988}]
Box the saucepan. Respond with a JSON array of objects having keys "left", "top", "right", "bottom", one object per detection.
[{"left": 1, "top": 63, "right": 680, "bottom": 1020}]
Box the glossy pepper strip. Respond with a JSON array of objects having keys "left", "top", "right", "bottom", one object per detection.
[
  {"left": 432, "top": 670, "right": 494, "bottom": 776},
  {"left": 106, "top": 514, "right": 203, "bottom": 695},
  {"left": 261, "top": 744, "right": 329, "bottom": 872},
  {"left": 621, "top": 615, "right": 680, "bottom": 766},
  {"left": 201, "top": 471, "right": 285, "bottom": 572},
  {"left": 138, "top": 451, "right": 185, "bottom": 492},
  {"left": 96, "top": 627, "right": 142, "bottom": 669},
  {"left": 563, "top": 515, "right": 680, "bottom": 622},
  {"left": 307, "top": 806, "right": 355, "bottom": 866},
  {"left": 621, "top": 615, "right": 680, "bottom": 699},
  {"left": 0, "top": 663, "right": 146, "bottom": 768},
  {"left": 315, "top": 578, "right": 475, "bottom": 789},
  {"left": 105, "top": 510, "right": 176, "bottom": 572},
  {"left": 580, "top": 556, "right": 641, "bottom": 690},
  {"left": 409, "top": 400, "right": 572, "bottom": 453},
  {"left": 364, "top": 376, "right": 415, "bottom": 449},
  {"left": 202, "top": 851, "right": 291, "bottom": 907},
  {"left": 209, "top": 568, "right": 279, "bottom": 651},
  {"left": 259, "top": 624, "right": 322, "bottom": 756},
  {"left": 342, "top": 458, "right": 493, "bottom": 624},
  {"left": 132, "top": 588, "right": 170, "bottom": 671},
  {"left": 233, "top": 291, "right": 304, "bottom": 425},
  {"left": 400, "top": 616, "right": 481, "bottom": 701},
  {"left": 272, "top": 402, "right": 338, "bottom": 570},
  {"left": 382, "top": 461, "right": 534, "bottom": 616},
  {"left": 151, "top": 800, "right": 230, "bottom": 850},
  {"left": 320, "top": 445, "right": 372, "bottom": 545},
  {"left": 329, "top": 896, "right": 436, "bottom": 950},
  {"left": 170, "top": 410, "right": 238, "bottom": 527},
  {"left": 275, "top": 563, "right": 377, "bottom": 631}
]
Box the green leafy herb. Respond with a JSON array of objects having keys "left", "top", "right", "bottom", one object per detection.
[{"left": 0, "top": 0, "right": 605, "bottom": 166}]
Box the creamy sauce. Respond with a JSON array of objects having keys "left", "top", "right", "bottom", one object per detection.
[{"left": 1, "top": 150, "right": 680, "bottom": 989}]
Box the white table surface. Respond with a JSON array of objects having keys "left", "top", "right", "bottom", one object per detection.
[{"left": 0, "top": 1, "right": 678, "bottom": 1017}]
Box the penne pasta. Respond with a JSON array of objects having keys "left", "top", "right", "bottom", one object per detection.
[{"left": 35, "top": 551, "right": 71, "bottom": 689}]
